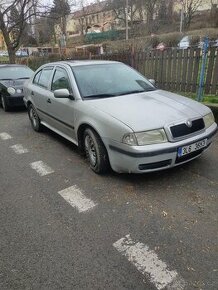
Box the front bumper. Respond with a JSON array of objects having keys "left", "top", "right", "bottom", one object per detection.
[
  {"left": 105, "top": 123, "right": 217, "bottom": 173},
  {"left": 5, "top": 95, "right": 25, "bottom": 107}
]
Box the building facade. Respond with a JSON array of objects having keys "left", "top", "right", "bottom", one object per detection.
[{"left": 54, "top": 0, "right": 217, "bottom": 44}]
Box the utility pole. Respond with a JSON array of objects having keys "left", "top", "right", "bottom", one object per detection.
[
  {"left": 197, "top": 37, "right": 209, "bottom": 102},
  {"left": 179, "top": 8, "right": 184, "bottom": 33},
  {"left": 125, "top": 0, "right": 128, "bottom": 40}
]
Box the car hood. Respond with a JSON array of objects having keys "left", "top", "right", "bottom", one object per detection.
[
  {"left": 88, "top": 90, "right": 210, "bottom": 132},
  {"left": 0, "top": 78, "right": 28, "bottom": 88}
]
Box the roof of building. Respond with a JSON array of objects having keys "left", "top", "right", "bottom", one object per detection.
[{"left": 71, "top": 1, "right": 109, "bottom": 18}]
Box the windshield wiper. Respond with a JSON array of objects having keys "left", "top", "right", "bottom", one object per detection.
[
  {"left": 16, "top": 77, "right": 30, "bottom": 80},
  {"left": 145, "top": 88, "right": 156, "bottom": 91},
  {"left": 83, "top": 88, "right": 156, "bottom": 99},
  {"left": 0, "top": 78, "right": 12, "bottom": 81},
  {"left": 84, "top": 93, "right": 117, "bottom": 99},
  {"left": 118, "top": 90, "right": 145, "bottom": 96}
]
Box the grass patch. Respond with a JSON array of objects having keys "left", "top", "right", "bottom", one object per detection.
[
  {"left": 178, "top": 92, "right": 218, "bottom": 104},
  {"left": 0, "top": 56, "right": 9, "bottom": 63}
]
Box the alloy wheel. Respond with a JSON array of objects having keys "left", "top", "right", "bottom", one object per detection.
[
  {"left": 29, "top": 106, "right": 38, "bottom": 128},
  {"left": 84, "top": 134, "right": 97, "bottom": 167}
]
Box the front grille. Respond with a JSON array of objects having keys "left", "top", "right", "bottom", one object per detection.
[
  {"left": 138, "top": 159, "right": 172, "bottom": 170},
  {"left": 170, "top": 118, "right": 205, "bottom": 138}
]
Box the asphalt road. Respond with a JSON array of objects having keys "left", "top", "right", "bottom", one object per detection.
[{"left": 0, "top": 108, "right": 217, "bottom": 290}]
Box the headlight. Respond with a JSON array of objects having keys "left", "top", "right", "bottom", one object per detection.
[
  {"left": 122, "top": 133, "right": 137, "bottom": 146},
  {"left": 7, "top": 87, "right": 16, "bottom": 95},
  {"left": 123, "top": 129, "right": 168, "bottom": 146},
  {"left": 16, "top": 89, "right": 22, "bottom": 94},
  {"left": 203, "top": 112, "right": 215, "bottom": 129}
]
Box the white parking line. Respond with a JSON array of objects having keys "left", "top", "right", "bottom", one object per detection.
[
  {"left": 10, "top": 144, "right": 29, "bottom": 154},
  {"left": 0, "top": 133, "right": 12, "bottom": 140},
  {"left": 113, "top": 234, "right": 185, "bottom": 290},
  {"left": 30, "top": 161, "right": 54, "bottom": 176},
  {"left": 58, "top": 185, "right": 97, "bottom": 213}
]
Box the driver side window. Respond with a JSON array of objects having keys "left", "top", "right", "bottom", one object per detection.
[{"left": 51, "top": 68, "right": 71, "bottom": 91}]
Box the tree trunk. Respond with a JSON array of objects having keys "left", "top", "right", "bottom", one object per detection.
[
  {"left": 147, "top": 11, "right": 154, "bottom": 33},
  {"left": 7, "top": 47, "right": 16, "bottom": 64}
]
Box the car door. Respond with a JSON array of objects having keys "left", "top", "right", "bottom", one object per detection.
[
  {"left": 31, "top": 66, "right": 54, "bottom": 123},
  {"left": 45, "top": 66, "right": 76, "bottom": 142}
]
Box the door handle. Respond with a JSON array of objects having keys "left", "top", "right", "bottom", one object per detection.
[
  {"left": 47, "top": 98, "right": 51, "bottom": 104},
  {"left": 31, "top": 91, "right": 34, "bottom": 96}
]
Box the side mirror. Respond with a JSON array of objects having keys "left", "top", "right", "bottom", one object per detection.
[
  {"left": 149, "top": 79, "right": 156, "bottom": 86},
  {"left": 54, "top": 89, "right": 71, "bottom": 98}
]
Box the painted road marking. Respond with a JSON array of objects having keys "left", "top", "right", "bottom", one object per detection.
[
  {"left": 10, "top": 144, "right": 29, "bottom": 154},
  {"left": 113, "top": 234, "right": 185, "bottom": 290},
  {"left": 58, "top": 185, "right": 97, "bottom": 213},
  {"left": 0, "top": 133, "right": 12, "bottom": 140},
  {"left": 30, "top": 161, "right": 54, "bottom": 176}
]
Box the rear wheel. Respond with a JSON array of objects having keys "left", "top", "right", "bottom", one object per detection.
[
  {"left": 1, "top": 96, "right": 9, "bottom": 112},
  {"left": 84, "top": 128, "right": 109, "bottom": 174},
  {"left": 28, "top": 104, "right": 42, "bottom": 132}
]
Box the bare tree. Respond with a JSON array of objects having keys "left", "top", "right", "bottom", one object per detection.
[
  {"left": 74, "top": 0, "right": 106, "bottom": 35},
  {"left": 0, "top": 0, "right": 46, "bottom": 63},
  {"left": 0, "top": 0, "right": 76, "bottom": 62},
  {"left": 107, "top": 0, "right": 144, "bottom": 29},
  {"left": 180, "top": 0, "right": 202, "bottom": 29},
  {"left": 143, "top": 0, "right": 160, "bottom": 33},
  {"left": 75, "top": 0, "right": 88, "bottom": 35},
  {"left": 210, "top": 0, "right": 218, "bottom": 27},
  {"left": 158, "top": 0, "right": 174, "bottom": 25}
]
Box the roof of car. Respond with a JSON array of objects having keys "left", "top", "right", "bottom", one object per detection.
[
  {"left": 0, "top": 64, "right": 28, "bottom": 68},
  {"left": 45, "top": 60, "right": 119, "bottom": 67}
]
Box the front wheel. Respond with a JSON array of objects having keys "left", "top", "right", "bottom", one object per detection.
[
  {"left": 28, "top": 104, "right": 42, "bottom": 132},
  {"left": 84, "top": 128, "right": 110, "bottom": 174},
  {"left": 1, "top": 96, "right": 9, "bottom": 112}
]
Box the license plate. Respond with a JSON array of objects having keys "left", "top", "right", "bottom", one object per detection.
[{"left": 178, "top": 139, "right": 207, "bottom": 157}]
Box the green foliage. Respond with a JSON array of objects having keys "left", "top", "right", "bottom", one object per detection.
[
  {"left": 186, "top": 28, "right": 218, "bottom": 41},
  {"left": 159, "top": 32, "right": 181, "bottom": 47},
  {"left": 181, "top": 92, "right": 218, "bottom": 104},
  {"left": 0, "top": 56, "right": 9, "bottom": 63},
  {"left": 51, "top": 0, "right": 70, "bottom": 19},
  {"left": 85, "top": 31, "right": 121, "bottom": 43},
  {"left": 147, "top": 35, "right": 159, "bottom": 48},
  {"left": 190, "top": 35, "right": 199, "bottom": 46},
  {"left": 27, "top": 55, "right": 61, "bottom": 70},
  {"left": 204, "top": 96, "right": 218, "bottom": 104}
]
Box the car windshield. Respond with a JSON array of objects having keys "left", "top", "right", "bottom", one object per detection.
[
  {"left": 0, "top": 66, "right": 33, "bottom": 80},
  {"left": 72, "top": 63, "right": 156, "bottom": 99}
]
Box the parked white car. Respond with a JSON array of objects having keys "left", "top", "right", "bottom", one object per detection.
[
  {"left": 16, "top": 50, "right": 29, "bottom": 57},
  {"left": 178, "top": 36, "right": 190, "bottom": 49},
  {"left": 23, "top": 61, "right": 217, "bottom": 174}
]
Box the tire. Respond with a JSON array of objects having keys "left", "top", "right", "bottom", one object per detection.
[
  {"left": 28, "top": 104, "right": 42, "bottom": 132},
  {"left": 1, "top": 95, "right": 9, "bottom": 112},
  {"left": 84, "top": 128, "right": 110, "bottom": 174}
]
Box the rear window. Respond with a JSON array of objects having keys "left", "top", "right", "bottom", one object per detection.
[{"left": 0, "top": 66, "right": 33, "bottom": 80}]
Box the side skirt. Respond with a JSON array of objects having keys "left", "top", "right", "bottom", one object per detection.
[{"left": 41, "top": 121, "right": 78, "bottom": 146}]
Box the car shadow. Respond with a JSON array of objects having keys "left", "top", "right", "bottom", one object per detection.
[
  {"left": 105, "top": 158, "right": 202, "bottom": 186},
  {"left": 1, "top": 106, "right": 27, "bottom": 113},
  {"left": 41, "top": 125, "right": 79, "bottom": 153},
  {"left": 35, "top": 122, "right": 208, "bottom": 185}
]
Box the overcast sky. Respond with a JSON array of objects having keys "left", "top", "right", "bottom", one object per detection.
[{"left": 41, "top": 0, "right": 97, "bottom": 7}]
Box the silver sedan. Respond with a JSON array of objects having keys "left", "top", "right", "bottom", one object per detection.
[{"left": 23, "top": 60, "right": 217, "bottom": 174}]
